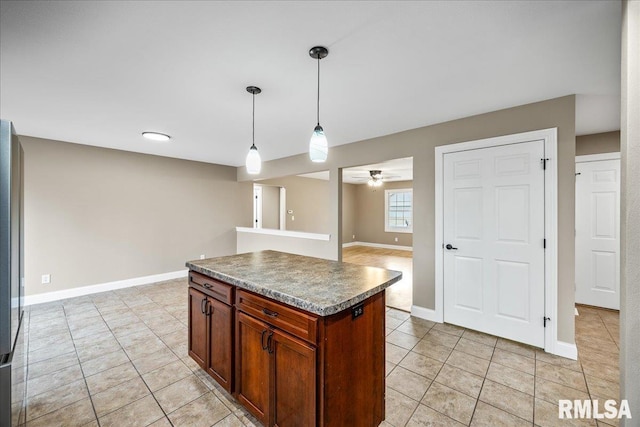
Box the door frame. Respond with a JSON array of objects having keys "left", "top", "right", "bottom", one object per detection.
[{"left": 434, "top": 128, "right": 561, "bottom": 356}]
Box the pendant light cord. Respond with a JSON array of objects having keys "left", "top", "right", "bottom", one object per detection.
[
  {"left": 252, "top": 92, "right": 256, "bottom": 147},
  {"left": 317, "top": 56, "right": 320, "bottom": 125}
]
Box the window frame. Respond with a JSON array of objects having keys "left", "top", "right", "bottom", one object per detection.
[{"left": 384, "top": 188, "right": 413, "bottom": 233}]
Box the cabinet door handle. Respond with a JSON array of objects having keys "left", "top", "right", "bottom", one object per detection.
[
  {"left": 262, "top": 308, "right": 279, "bottom": 318},
  {"left": 200, "top": 298, "right": 207, "bottom": 314},
  {"left": 205, "top": 300, "right": 213, "bottom": 316},
  {"left": 261, "top": 329, "right": 269, "bottom": 351},
  {"left": 267, "top": 331, "right": 274, "bottom": 354}
]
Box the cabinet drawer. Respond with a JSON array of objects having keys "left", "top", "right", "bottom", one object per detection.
[
  {"left": 189, "top": 271, "right": 233, "bottom": 305},
  {"left": 236, "top": 290, "right": 318, "bottom": 344}
]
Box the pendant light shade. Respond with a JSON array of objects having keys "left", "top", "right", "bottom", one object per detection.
[
  {"left": 309, "top": 124, "right": 328, "bottom": 163},
  {"left": 245, "top": 86, "right": 262, "bottom": 174},
  {"left": 309, "top": 46, "right": 329, "bottom": 162},
  {"left": 246, "top": 144, "right": 261, "bottom": 174}
]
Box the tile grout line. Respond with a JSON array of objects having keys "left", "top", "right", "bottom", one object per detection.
[
  {"left": 64, "top": 302, "right": 102, "bottom": 427},
  {"left": 98, "top": 291, "right": 176, "bottom": 426}
]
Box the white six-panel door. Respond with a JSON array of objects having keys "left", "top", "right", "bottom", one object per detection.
[
  {"left": 575, "top": 157, "right": 620, "bottom": 310},
  {"left": 443, "top": 140, "right": 546, "bottom": 347}
]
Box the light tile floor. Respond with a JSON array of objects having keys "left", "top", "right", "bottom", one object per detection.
[{"left": 21, "top": 280, "right": 619, "bottom": 426}]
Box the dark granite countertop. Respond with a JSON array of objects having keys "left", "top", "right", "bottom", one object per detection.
[{"left": 185, "top": 250, "right": 402, "bottom": 316}]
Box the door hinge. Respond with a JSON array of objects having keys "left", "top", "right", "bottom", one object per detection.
[
  {"left": 543, "top": 238, "right": 546, "bottom": 249},
  {"left": 541, "top": 158, "right": 549, "bottom": 170},
  {"left": 544, "top": 317, "right": 551, "bottom": 327}
]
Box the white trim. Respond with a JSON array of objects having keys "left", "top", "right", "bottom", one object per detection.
[
  {"left": 554, "top": 341, "right": 578, "bottom": 360},
  {"left": 434, "top": 128, "right": 559, "bottom": 354},
  {"left": 543, "top": 129, "right": 559, "bottom": 356},
  {"left": 410, "top": 305, "right": 441, "bottom": 323},
  {"left": 575, "top": 152, "right": 621, "bottom": 163},
  {"left": 384, "top": 188, "right": 414, "bottom": 233},
  {"left": 342, "top": 241, "right": 413, "bottom": 252},
  {"left": 253, "top": 184, "right": 262, "bottom": 229},
  {"left": 342, "top": 241, "right": 359, "bottom": 248},
  {"left": 24, "top": 269, "right": 188, "bottom": 306},
  {"left": 279, "top": 187, "right": 286, "bottom": 231},
  {"left": 236, "top": 226, "right": 330, "bottom": 241}
]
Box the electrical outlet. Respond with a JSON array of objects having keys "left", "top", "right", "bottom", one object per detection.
[
  {"left": 394, "top": 237, "right": 398, "bottom": 242},
  {"left": 41, "top": 274, "right": 51, "bottom": 284},
  {"left": 200, "top": 254, "right": 205, "bottom": 260},
  {"left": 352, "top": 235, "right": 355, "bottom": 239},
  {"left": 291, "top": 216, "right": 295, "bottom": 221}
]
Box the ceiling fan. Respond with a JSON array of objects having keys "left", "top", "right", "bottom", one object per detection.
[{"left": 350, "top": 170, "right": 401, "bottom": 187}]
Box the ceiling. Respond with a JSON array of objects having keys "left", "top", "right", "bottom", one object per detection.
[
  {"left": 0, "top": 1, "right": 621, "bottom": 167},
  {"left": 300, "top": 157, "right": 412, "bottom": 184}
]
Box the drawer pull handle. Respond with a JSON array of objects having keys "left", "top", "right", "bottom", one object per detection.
[
  {"left": 203, "top": 283, "right": 212, "bottom": 289},
  {"left": 262, "top": 308, "right": 279, "bottom": 318}
]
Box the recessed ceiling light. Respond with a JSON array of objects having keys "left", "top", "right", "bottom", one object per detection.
[{"left": 142, "top": 131, "right": 171, "bottom": 141}]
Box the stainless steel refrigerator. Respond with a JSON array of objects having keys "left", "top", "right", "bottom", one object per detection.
[{"left": 0, "top": 119, "right": 26, "bottom": 426}]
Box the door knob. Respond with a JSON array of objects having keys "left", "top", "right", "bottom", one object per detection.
[{"left": 445, "top": 244, "right": 458, "bottom": 250}]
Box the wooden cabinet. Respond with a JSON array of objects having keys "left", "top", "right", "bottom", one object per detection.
[
  {"left": 236, "top": 311, "right": 271, "bottom": 425},
  {"left": 188, "top": 272, "right": 234, "bottom": 393},
  {"left": 236, "top": 309, "right": 316, "bottom": 427},
  {"left": 189, "top": 270, "right": 386, "bottom": 427},
  {"left": 188, "top": 286, "right": 207, "bottom": 367},
  {"left": 271, "top": 327, "right": 316, "bottom": 426}
]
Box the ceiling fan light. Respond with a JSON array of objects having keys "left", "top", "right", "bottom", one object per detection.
[
  {"left": 246, "top": 144, "right": 261, "bottom": 174},
  {"left": 309, "top": 125, "right": 328, "bottom": 162}
]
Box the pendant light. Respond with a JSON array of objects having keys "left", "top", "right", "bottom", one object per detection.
[
  {"left": 245, "top": 86, "right": 262, "bottom": 174},
  {"left": 309, "top": 46, "right": 329, "bottom": 162}
]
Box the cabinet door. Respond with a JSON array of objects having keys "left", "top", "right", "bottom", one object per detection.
[
  {"left": 272, "top": 328, "right": 316, "bottom": 427},
  {"left": 207, "top": 298, "right": 233, "bottom": 392},
  {"left": 188, "top": 287, "right": 207, "bottom": 368},
  {"left": 236, "top": 312, "right": 270, "bottom": 426}
]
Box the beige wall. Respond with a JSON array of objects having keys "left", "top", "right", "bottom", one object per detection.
[
  {"left": 22, "top": 136, "right": 252, "bottom": 296},
  {"left": 239, "top": 95, "right": 576, "bottom": 344},
  {"left": 259, "top": 185, "right": 280, "bottom": 229},
  {"left": 353, "top": 181, "right": 413, "bottom": 247},
  {"left": 260, "top": 175, "right": 330, "bottom": 234},
  {"left": 342, "top": 183, "right": 357, "bottom": 244},
  {"left": 576, "top": 131, "right": 620, "bottom": 156},
  {"left": 620, "top": 0, "right": 639, "bottom": 422}
]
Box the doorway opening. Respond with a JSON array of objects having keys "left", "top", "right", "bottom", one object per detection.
[{"left": 340, "top": 157, "right": 414, "bottom": 312}]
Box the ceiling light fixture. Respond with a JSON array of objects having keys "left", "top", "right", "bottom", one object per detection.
[
  {"left": 142, "top": 131, "right": 170, "bottom": 141},
  {"left": 245, "top": 86, "right": 262, "bottom": 175},
  {"left": 367, "top": 170, "right": 383, "bottom": 187},
  {"left": 309, "top": 46, "right": 329, "bottom": 163}
]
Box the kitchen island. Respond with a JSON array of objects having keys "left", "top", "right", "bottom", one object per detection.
[{"left": 186, "top": 250, "right": 402, "bottom": 427}]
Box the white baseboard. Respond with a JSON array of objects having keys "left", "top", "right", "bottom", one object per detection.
[
  {"left": 553, "top": 340, "right": 578, "bottom": 360},
  {"left": 410, "top": 305, "right": 442, "bottom": 323},
  {"left": 24, "top": 270, "right": 188, "bottom": 306},
  {"left": 342, "top": 241, "right": 413, "bottom": 252},
  {"left": 342, "top": 241, "right": 359, "bottom": 248}
]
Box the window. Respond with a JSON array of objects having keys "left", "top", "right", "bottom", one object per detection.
[{"left": 385, "top": 189, "right": 413, "bottom": 233}]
